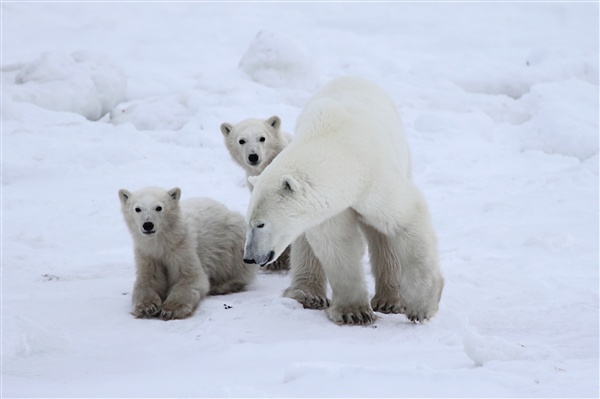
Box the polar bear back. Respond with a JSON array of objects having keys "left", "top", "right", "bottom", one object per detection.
[
  {"left": 293, "top": 76, "right": 411, "bottom": 179},
  {"left": 182, "top": 198, "right": 250, "bottom": 284}
]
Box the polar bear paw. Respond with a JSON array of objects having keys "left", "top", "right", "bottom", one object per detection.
[
  {"left": 262, "top": 257, "right": 290, "bottom": 272},
  {"left": 371, "top": 296, "right": 405, "bottom": 314},
  {"left": 326, "top": 304, "right": 376, "bottom": 326},
  {"left": 403, "top": 303, "right": 437, "bottom": 323},
  {"left": 133, "top": 300, "right": 162, "bottom": 318},
  {"left": 159, "top": 301, "right": 194, "bottom": 320},
  {"left": 284, "top": 288, "right": 330, "bottom": 309}
]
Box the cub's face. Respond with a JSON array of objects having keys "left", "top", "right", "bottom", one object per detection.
[
  {"left": 220, "top": 116, "right": 281, "bottom": 170},
  {"left": 118, "top": 187, "right": 181, "bottom": 238}
]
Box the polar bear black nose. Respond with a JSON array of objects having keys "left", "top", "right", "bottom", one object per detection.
[
  {"left": 248, "top": 154, "right": 259, "bottom": 164},
  {"left": 143, "top": 222, "right": 154, "bottom": 232}
]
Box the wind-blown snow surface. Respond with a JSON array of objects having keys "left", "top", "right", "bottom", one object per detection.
[{"left": 2, "top": 2, "right": 598, "bottom": 398}]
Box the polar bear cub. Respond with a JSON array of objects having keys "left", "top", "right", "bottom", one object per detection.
[
  {"left": 243, "top": 77, "right": 444, "bottom": 325},
  {"left": 119, "top": 186, "right": 255, "bottom": 320},
  {"left": 220, "top": 115, "right": 293, "bottom": 272},
  {"left": 220, "top": 116, "right": 292, "bottom": 191}
]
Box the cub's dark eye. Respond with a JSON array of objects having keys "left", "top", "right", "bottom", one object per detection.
[
  {"left": 239, "top": 139, "right": 246, "bottom": 145},
  {"left": 135, "top": 207, "right": 141, "bottom": 213},
  {"left": 257, "top": 223, "right": 265, "bottom": 228},
  {"left": 259, "top": 137, "right": 266, "bottom": 142},
  {"left": 155, "top": 206, "right": 162, "bottom": 212}
]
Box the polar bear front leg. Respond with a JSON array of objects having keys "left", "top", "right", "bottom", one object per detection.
[
  {"left": 132, "top": 252, "right": 168, "bottom": 318},
  {"left": 360, "top": 222, "right": 404, "bottom": 314},
  {"left": 160, "top": 254, "right": 210, "bottom": 320},
  {"left": 305, "top": 210, "right": 374, "bottom": 325},
  {"left": 283, "top": 234, "right": 329, "bottom": 309}
]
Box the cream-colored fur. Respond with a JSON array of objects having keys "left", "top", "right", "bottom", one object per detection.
[
  {"left": 220, "top": 115, "right": 293, "bottom": 272},
  {"left": 244, "top": 77, "right": 443, "bottom": 325},
  {"left": 119, "top": 186, "right": 255, "bottom": 320}
]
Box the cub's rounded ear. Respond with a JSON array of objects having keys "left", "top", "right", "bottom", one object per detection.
[
  {"left": 266, "top": 115, "right": 281, "bottom": 130},
  {"left": 247, "top": 175, "right": 258, "bottom": 188},
  {"left": 118, "top": 189, "right": 131, "bottom": 205},
  {"left": 220, "top": 123, "right": 233, "bottom": 136},
  {"left": 281, "top": 175, "right": 301, "bottom": 193},
  {"left": 168, "top": 187, "right": 182, "bottom": 201}
]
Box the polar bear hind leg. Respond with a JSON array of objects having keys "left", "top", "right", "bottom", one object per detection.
[
  {"left": 359, "top": 182, "right": 444, "bottom": 323},
  {"left": 305, "top": 210, "right": 374, "bottom": 325}
]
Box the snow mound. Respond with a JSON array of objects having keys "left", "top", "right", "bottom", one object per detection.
[
  {"left": 110, "top": 95, "right": 192, "bottom": 131},
  {"left": 239, "top": 30, "right": 319, "bottom": 90},
  {"left": 4, "top": 52, "right": 126, "bottom": 120},
  {"left": 462, "top": 325, "right": 556, "bottom": 367},
  {"left": 518, "top": 79, "right": 599, "bottom": 160}
]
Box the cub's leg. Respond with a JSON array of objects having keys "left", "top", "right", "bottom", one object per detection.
[
  {"left": 283, "top": 234, "right": 329, "bottom": 309},
  {"left": 132, "top": 251, "right": 168, "bottom": 318},
  {"left": 305, "top": 210, "right": 373, "bottom": 325},
  {"left": 263, "top": 245, "right": 291, "bottom": 272},
  {"left": 160, "top": 252, "right": 210, "bottom": 320}
]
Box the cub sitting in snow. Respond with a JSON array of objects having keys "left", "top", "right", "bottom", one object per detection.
[
  {"left": 118, "top": 186, "right": 255, "bottom": 320},
  {"left": 220, "top": 116, "right": 293, "bottom": 272},
  {"left": 243, "top": 77, "right": 444, "bottom": 325}
]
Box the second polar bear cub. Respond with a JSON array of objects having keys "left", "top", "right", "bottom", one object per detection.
[
  {"left": 220, "top": 116, "right": 292, "bottom": 191},
  {"left": 220, "top": 115, "right": 293, "bottom": 272},
  {"left": 119, "top": 186, "right": 255, "bottom": 320}
]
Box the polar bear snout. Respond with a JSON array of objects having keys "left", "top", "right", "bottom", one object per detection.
[
  {"left": 142, "top": 221, "right": 155, "bottom": 235},
  {"left": 247, "top": 153, "right": 260, "bottom": 165},
  {"left": 243, "top": 250, "right": 274, "bottom": 266}
]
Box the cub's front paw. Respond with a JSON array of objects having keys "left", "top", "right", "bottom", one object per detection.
[
  {"left": 284, "top": 287, "right": 330, "bottom": 309},
  {"left": 133, "top": 300, "right": 161, "bottom": 318},
  {"left": 159, "top": 301, "right": 194, "bottom": 320},
  {"left": 326, "top": 304, "right": 375, "bottom": 326}
]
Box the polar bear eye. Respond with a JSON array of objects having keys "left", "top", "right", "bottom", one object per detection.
[
  {"left": 155, "top": 206, "right": 162, "bottom": 212},
  {"left": 239, "top": 139, "right": 246, "bottom": 145},
  {"left": 135, "top": 207, "right": 141, "bottom": 213},
  {"left": 257, "top": 223, "right": 265, "bottom": 228},
  {"left": 259, "top": 137, "right": 266, "bottom": 142}
]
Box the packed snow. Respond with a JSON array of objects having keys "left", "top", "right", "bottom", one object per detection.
[{"left": 2, "top": 2, "right": 598, "bottom": 398}]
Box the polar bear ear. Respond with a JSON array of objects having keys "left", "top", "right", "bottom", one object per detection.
[
  {"left": 168, "top": 187, "right": 182, "bottom": 201},
  {"left": 220, "top": 123, "right": 233, "bottom": 136},
  {"left": 118, "top": 189, "right": 131, "bottom": 205},
  {"left": 281, "top": 175, "right": 301, "bottom": 193},
  {"left": 266, "top": 115, "right": 281, "bottom": 131},
  {"left": 247, "top": 175, "right": 259, "bottom": 188}
]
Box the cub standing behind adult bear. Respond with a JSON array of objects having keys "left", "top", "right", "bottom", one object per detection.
[
  {"left": 220, "top": 116, "right": 293, "bottom": 272},
  {"left": 244, "top": 77, "right": 444, "bottom": 325},
  {"left": 119, "top": 186, "right": 255, "bottom": 320}
]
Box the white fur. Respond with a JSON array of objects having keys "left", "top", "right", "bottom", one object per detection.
[
  {"left": 221, "top": 115, "right": 293, "bottom": 272},
  {"left": 119, "top": 186, "right": 255, "bottom": 320},
  {"left": 220, "top": 115, "right": 292, "bottom": 191},
  {"left": 244, "top": 77, "right": 444, "bottom": 325}
]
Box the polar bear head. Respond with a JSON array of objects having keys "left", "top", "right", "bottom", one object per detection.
[
  {"left": 118, "top": 186, "right": 181, "bottom": 239},
  {"left": 220, "top": 116, "right": 286, "bottom": 173},
  {"left": 243, "top": 173, "right": 310, "bottom": 266}
]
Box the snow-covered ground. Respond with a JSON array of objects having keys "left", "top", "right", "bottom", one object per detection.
[{"left": 2, "top": 2, "right": 598, "bottom": 397}]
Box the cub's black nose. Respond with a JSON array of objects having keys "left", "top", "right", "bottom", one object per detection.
[
  {"left": 143, "top": 222, "right": 154, "bottom": 232},
  {"left": 243, "top": 258, "right": 256, "bottom": 264},
  {"left": 248, "top": 154, "right": 259, "bottom": 163}
]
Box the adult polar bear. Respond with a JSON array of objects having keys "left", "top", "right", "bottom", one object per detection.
[{"left": 244, "top": 77, "right": 444, "bottom": 325}]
